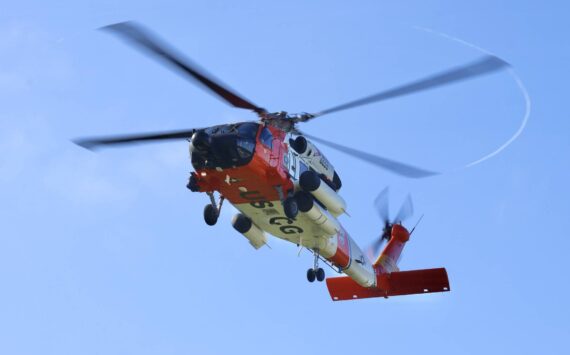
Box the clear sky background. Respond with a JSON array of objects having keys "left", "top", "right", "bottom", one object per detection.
[{"left": 1, "top": 1, "right": 569, "bottom": 354}]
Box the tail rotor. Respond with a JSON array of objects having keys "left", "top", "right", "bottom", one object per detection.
[
  {"left": 394, "top": 194, "right": 414, "bottom": 224},
  {"left": 367, "top": 187, "right": 415, "bottom": 261}
]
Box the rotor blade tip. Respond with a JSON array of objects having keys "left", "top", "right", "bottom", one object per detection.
[
  {"left": 410, "top": 171, "right": 439, "bottom": 179},
  {"left": 485, "top": 54, "right": 511, "bottom": 69},
  {"left": 99, "top": 21, "right": 133, "bottom": 31},
  {"left": 72, "top": 140, "right": 98, "bottom": 151}
]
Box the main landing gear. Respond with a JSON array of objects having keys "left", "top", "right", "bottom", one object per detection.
[
  {"left": 307, "top": 249, "right": 325, "bottom": 283},
  {"left": 274, "top": 185, "right": 298, "bottom": 220},
  {"left": 204, "top": 192, "right": 224, "bottom": 226},
  {"left": 283, "top": 196, "right": 298, "bottom": 220}
]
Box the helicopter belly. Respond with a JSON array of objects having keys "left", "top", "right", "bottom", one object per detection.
[
  {"left": 233, "top": 201, "right": 376, "bottom": 287},
  {"left": 233, "top": 200, "right": 331, "bottom": 246}
]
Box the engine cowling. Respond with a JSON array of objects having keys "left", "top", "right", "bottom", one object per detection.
[{"left": 290, "top": 136, "right": 342, "bottom": 191}]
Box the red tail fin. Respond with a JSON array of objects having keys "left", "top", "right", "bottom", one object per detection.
[
  {"left": 373, "top": 224, "right": 409, "bottom": 273},
  {"left": 326, "top": 268, "right": 450, "bottom": 301}
]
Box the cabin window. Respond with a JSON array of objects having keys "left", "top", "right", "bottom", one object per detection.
[
  {"left": 260, "top": 127, "right": 273, "bottom": 148},
  {"left": 299, "top": 161, "right": 309, "bottom": 175}
]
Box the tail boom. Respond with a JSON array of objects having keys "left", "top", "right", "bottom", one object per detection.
[{"left": 326, "top": 224, "right": 450, "bottom": 301}]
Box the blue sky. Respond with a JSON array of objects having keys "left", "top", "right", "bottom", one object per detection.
[{"left": 1, "top": 1, "right": 569, "bottom": 354}]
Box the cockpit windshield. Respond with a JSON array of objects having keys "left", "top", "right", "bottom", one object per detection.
[
  {"left": 191, "top": 122, "right": 260, "bottom": 170},
  {"left": 237, "top": 122, "right": 258, "bottom": 139},
  {"left": 236, "top": 122, "right": 258, "bottom": 159}
]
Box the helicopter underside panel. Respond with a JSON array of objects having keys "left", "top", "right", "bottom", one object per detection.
[
  {"left": 233, "top": 200, "right": 337, "bottom": 254},
  {"left": 233, "top": 200, "right": 377, "bottom": 288}
]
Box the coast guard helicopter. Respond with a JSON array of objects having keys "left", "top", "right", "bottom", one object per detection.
[{"left": 75, "top": 22, "right": 508, "bottom": 301}]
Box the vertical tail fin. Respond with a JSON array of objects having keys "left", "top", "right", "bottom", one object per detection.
[{"left": 373, "top": 224, "right": 409, "bottom": 274}]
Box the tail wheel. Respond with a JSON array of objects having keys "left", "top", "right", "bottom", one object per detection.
[
  {"left": 316, "top": 268, "right": 325, "bottom": 282},
  {"left": 204, "top": 204, "right": 219, "bottom": 226},
  {"left": 306, "top": 268, "right": 316, "bottom": 282}
]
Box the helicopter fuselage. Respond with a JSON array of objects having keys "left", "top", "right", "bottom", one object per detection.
[
  {"left": 72, "top": 20, "right": 497, "bottom": 300},
  {"left": 189, "top": 122, "right": 377, "bottom": 288}
]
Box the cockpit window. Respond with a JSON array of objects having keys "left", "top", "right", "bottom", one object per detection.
[
  {"left": 236, "top": 138, "right": 255, "bottom": 158},
  {"left": 191, "top": 122, "right": 259, "bottom": 170},
  {"left": 260, "top": 127, "right": 273, "bottom": 148},
  {"left": 237, "top": 122, "right": 259, "bottom": 139},
  {"left": 236, "top": 122, "right": 258, "bottom": 159}
]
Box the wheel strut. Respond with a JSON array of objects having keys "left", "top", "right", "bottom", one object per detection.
[
  {"left": 307, "top": 249, "right": 325, "bottom": 283},
  {"left": 275, "top": 185, "right": 298, "bottom": 219},
  {"left": 313, "top": 249, "right": 320, "bottom": 270}
]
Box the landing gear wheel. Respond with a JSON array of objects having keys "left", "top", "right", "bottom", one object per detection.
[
  {"left": 316, "top": 267, "right": 325, "bottom": 282},
  {"left": 306, "top": 268, "right": 316, "bottom": 283},
  {"left": 283, "top": 197, "right": 298, "bottom": 219},
  {"left": 203, "top": 204, "right": 219, "bottom": 226}
]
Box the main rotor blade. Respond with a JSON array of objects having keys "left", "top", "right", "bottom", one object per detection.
[
  {"left": 310, "top": 55, "right": 509, "bottom": 118},
  {"left": 394, "top": 194, "right": 414, "bottom": 224},
  {"left": 74, "top": 128, "right": 198, "bottom": 150},
  {"left": 103, "top": 22, "right": 265, "bottom": 114},
  {"left": 301, "top": 133, "right": 437, "bottom": 178}
]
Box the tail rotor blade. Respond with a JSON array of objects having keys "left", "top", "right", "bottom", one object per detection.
[
  {"left": 367, "top": 187, "right": 392, "bottom": 261},
  {"left": 374, "top": 238, "right": 385, "bottom": 257},
  {"left": 374, "top": 186, "right": 390, "bottom": 224},
  {"left": 366, "top": 236, "right": 387, "bottom": 262},
  {"left": 394, "top": 194, "right": 414, "bottom": 223}
]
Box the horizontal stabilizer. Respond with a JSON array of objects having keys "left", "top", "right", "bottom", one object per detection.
[{"left": 326, "top": 268, "right": 450, "bottom": 301}]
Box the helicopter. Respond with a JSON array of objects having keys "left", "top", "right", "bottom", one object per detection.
[{"left": 75, "top": 22, "right": 509, "bottom": 301}]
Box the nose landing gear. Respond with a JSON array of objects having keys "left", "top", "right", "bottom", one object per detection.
[
  {"left": 307, "top": 249, "right": 325, "bottom": 283},
  {"left": 204, "top": 204, "right": 218, "bottom": 226},
  {"left": 204, "top": 192, "right": 224, "bottom": 226}
]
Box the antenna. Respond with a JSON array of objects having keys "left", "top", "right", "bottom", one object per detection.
[{"left": 409, "top": 214, "right": 425, "bottom": 236}]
